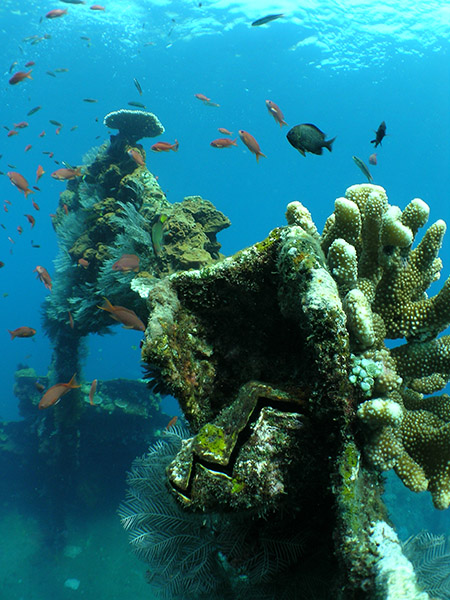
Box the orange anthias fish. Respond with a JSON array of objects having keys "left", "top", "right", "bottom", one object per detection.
[
  {"left": 238, "top": 130, "right": 266, "bottom": 162},
  {"left": 97, "top": 297, "right": 145, "bottom": 332},
  {"left": 8, "top": 326, "right": 36, "bottom": 340},
  {"left": 210, "top": 138, "right": 237, "bottom": 148},
  {"left": 9, "top": 70, "right": 33, "bottom": 85},
  {"left": 89, "top": 379, "right": 98, "bottom": 405},
  {"left": 34, "top": 265, "right": 52, "bottom": 291},
  {"left": 24, "top": 214, "right": 35, "bottom": 228},
  {"left": 38, "top": 373, "right": 80, "bottom": 410},
  {"left": 151, "top": 140, "right": 179, "bottom": 152},
  {"left": 7, "top": 171, "right": 34, "bottom": 198},
  {"left": 112, "top": 254, "right": 140, "bottom": 272},
  {"left": 36, "top": 165, "right": 45, "bottom": 182},
  {"left": 127, "top": 148, "right": 145, "bottom": 166},
  {"left": 7, "top": 130, "right": 19, "bottom": 137},
  {"left": 14, "top": 122, "right": 29, "bottom": 129},
  {"left": 165, "top": 415, "right": 178, "bottom": 430},
  {"left": 90, "top": 5, "right": 105, "bottom": 10},
  {"left": 45, "top": 8, "right": 68, "bottom": 18},
  {"left": 218, "top": 128, "right": 232, "bottom": 135},
  {"left": 265, "top": 100, "right": 287, "bottom": 127},
  {"left": 51, "top": 167, "right": 82, "bottom": 180},
  {"left": 194, "top": 93, "right": 210, "bottom": 102}
]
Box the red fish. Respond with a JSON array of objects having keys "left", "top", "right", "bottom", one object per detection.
[
  {"left": 0, "top": 261, "right": 4, "bottom": 268},
  {"left": 34, "top": 265, "right": 52, "bottom": 291},
  {"left": 51, "top": 167, "right": 82, "bottom": 180},
  {"left": 8, "top": 326, "right": 36, "bottom": 340},
  {"left": 9, "top": 70, "right": 32, "bottom": 85},
  {"left": 55, "top": 127, "right": 61, "bottom": 135},
  {"left": 89, "top": 379, "right": 98, "bottom": 405},
  {"left": 36, "top": 165, "right": 45, "bottom": 182},
  {"left": 7, "top": 171, "right": 34, "bottom": 198},
  {"left": 63, "top": 204, "right": 69, "bottom": 215},
  {"left": 32, "top": 201, "right": 40, "bottom": 211},
  {"left": 68, "top": 311, "right": 74, "bottom": 329},
  {"left": 112, "top": 254, "right": 140, "bottom": 272},
  {"left": 210, "top": 138, "right": 237, "bottom": 148},
  {"left": 17, "top": 226, "right": 23, "bottom": 235},
  {"left": 25, "top": 61, "right": 35, "bottom": 67},
  {"left": 265, "top": 100, "right": 287, "bottom": 127},
  {"left": 24, "top": 214, "right": 35, "bottom": 228},
  {"left": 7, "top": 130, "right": 18, "bottom": 137},
  {"left": 38, "top": 373, "right": 80, "bottom": 410},
  {"left": 24, "top": 144, "right": 32, "bottom": 152},
  {"left": 14, "top": 122, "right": 29, "bottom": 129},
  {"left": 90, "top": 4, "right": 105, "bottom": 9},
  {"left": 165, "top": 416, "right": 178, "bottom": 430},
  {"left": 97, "top": 297, "right": 145, "bottom": 331},
  {"left": 39, "top": 130, "right": 46, "bottom": 137},
  {"left": 45, "top": 9, "right": 68, "bottom": 18},
  {"left": 238, "top": 130, "right": 266, "bottom": 162},
  {"left": 151, "top": 140, "right": 179, "bottom": 152},
  {"left": 127, "top": 148, "right": 145, "bottom": 166},
  {"left": 369, "top": 153, "right": 377, "bottom": 166},
  {"left": 218, "top": 128, "right": 232, "bottom": 135},
  {"left": 3, "top": 204, "right": 8, "bottom": 213},
  {"left": 78, "top": 258, "right": 89, "bottom": 268},
  {"left": 195, "top": 93, "right": 210, "bottom": 102}
]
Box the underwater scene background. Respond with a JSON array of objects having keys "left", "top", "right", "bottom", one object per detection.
[{"left": 0, "top": 0, "right": 450, "bottom": 598}]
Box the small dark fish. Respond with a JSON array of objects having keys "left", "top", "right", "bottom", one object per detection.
[
  {"left": 133, "top": 78, "right": 143, "bottom": 96},
  {"left": 128, "top": 101, "right": 146, "bottom": 108},
  {"left": 251, "top": 14, "right": 284, "bottom": 27},
  {"left": 70, "top": 126, "right": 78, "bottom": 131},
  {"left": 49, "top": 119, "right": 62, "bottom": 127},
  {"left": 27, "top": 106, "right": 41, "bottom": 116},
  {"left": 352, "top": 156, "right": 373, "bottom": 183},
  {"left": 60, "top": 0, "right": 86, "bottom": 3},
  {"left": 55, "top": 68, "right": 69, "bottom": 73},
  {"left": 371, "top": 121, "right": 386, "bottom": 147},
  {"left": 46, "top": 70, "right": 56, "bottom": 77},
  {"left": 80, "top": 36, "right": 91, "bottom": 40},
  {"left": 31, "top": 240, "right": 40, "bottom": 248},
  {"left": 83, "top": 98, "right": 98, "bottom": 103},
  {"left": 286, "top": 123, "right": 336, "bottom": 156}
]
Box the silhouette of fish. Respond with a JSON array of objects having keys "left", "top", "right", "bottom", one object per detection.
[{"left": 371, "top": 121, "right": 386, "bottom": 147}]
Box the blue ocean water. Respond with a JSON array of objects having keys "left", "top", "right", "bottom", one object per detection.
[{"left": 0, "top": 1, "right": 449, "bottom": 598}]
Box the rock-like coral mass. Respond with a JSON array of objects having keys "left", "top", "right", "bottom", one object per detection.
[{"left": 139, "top": 183, "right": 450, "bottom": 596}]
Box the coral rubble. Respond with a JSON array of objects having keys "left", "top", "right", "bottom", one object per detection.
[{"left": 137, "top": 183, "right": 450, "bottom": 597}]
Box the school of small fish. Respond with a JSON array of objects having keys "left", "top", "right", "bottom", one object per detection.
[{"left": 1, "top": 7, "right": 388, "bottom": 411}]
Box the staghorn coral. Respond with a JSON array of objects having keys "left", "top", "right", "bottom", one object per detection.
[{"left": 138, "top": 183, "right": 450, "bottom": 597}]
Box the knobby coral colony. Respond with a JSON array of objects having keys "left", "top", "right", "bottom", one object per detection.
[{"left": 134, "top": 183, "right": 450, "bottom": 596}]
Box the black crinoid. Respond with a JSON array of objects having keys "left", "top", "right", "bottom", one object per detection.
[{"left": 119, "top": 427, "right": 315, "bottom": 600}]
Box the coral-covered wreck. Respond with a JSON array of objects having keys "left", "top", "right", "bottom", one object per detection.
[{"left": 121, "top": 182, "right": 450, "bottom": 599}]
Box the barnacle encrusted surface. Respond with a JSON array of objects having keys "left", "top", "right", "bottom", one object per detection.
[{"left": 103, "top": 109, "right": 164, "bottom": 142}]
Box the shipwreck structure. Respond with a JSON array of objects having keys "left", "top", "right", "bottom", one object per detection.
[{"left": 120, "top": 183, "right": 450, "bottom": 599}]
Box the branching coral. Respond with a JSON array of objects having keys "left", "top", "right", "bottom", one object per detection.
[{"left": 316, "top": 184, "right": 450, "bottom": 510}]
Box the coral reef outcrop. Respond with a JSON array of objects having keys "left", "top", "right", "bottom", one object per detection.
[{"left": 137, "top": 183, "right": 450, "bottom": 598}]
